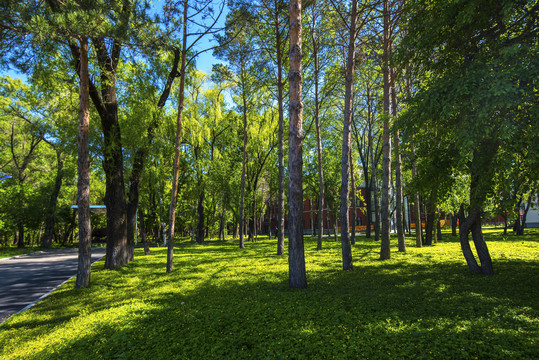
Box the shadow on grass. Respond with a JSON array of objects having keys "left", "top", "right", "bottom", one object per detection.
[{"left": 1, "top": 234, "right": 538, "bottom": 359}]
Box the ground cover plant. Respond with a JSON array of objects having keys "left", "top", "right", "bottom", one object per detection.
[
  {"left": 1, "top": 229, "right": 538, "bottom": 359},
  {"left": 0, "top": 245, "right": 69, "bottom": 260}
]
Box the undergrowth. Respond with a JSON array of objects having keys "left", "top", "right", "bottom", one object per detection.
[{"left": 1, "top": 229, "right": 537, "bottom": 359}]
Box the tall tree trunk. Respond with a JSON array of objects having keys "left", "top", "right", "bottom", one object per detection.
[
  {"left": 76, "top": 37, "right": 92, "bottom": 288},
  {"left": 407, "top": 68, "right": 422, "bottom": 247},
  {"left": 239, "top": 84, "right": 248, "bottom": 249},
  {"left": 310, "top": 0, "right": 325, "bottom": 252},
  {"left": 380, "top": 0, "right": 392, "bottom": 260},
  {"left": 126, "top": 149, "right": 143, "bottom": 262},
  {"left": 391, "top": 74, "right": 405, "bottom": 253},
  {"left": 288, "top": 0, "right": 307, "bottom": 288},
  {"left": 276, "top": 0, "right": 286, "bottom": 256},
  {"left": 339, "top": 0, "right": 357, "bottom": 271},
  {"left": 43, "top": 150, "right": 64, "bottom": 248},
  {"left": 167, "top": 0, "right": 188, "bottom": 273}
]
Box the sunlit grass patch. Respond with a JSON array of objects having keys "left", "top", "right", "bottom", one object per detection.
[{"left": 1, "top": 229, "right": 538, "bottom": 359}]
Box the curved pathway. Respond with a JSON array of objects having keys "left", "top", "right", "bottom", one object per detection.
[{"left": 0, "top": 247, "right": 106, "bottom": 323}]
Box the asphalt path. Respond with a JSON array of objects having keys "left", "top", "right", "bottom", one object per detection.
[{"left": 0, "top": 247, "right": 106, "bottom": 323}]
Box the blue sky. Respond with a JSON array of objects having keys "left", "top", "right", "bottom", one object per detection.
[{"left": 0, "top": 1, "right": 229, "bottom": 81}]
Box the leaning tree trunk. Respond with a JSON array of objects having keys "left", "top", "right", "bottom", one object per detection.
[
  {"left": 339, "top": 0, "right": 357, "bottom": 271},
  {"left": 459, "top": 206, "right": 494, "bottom": 275},
  {"left": 380, "top": 0, "right": 392, "bottom": 260},
  {"left": 76, "top": 37, "right": 92, "bottom": 288},
  {"left": 288, "top": 0, "right": 307, "bottom": 289},
  {"left": 458, "top": 141, "right": 497, "bottom": 275}
]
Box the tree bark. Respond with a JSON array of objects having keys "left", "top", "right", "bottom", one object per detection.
[
  {"left": 288, "top": 0, "right": 307, "bottom": 289},
  {"left": 391, "top": 73, "right": 405, "bottom": 253},
  {"left": 276, "top": 0, "right": 286, "bottom": 256},
  {"left": 339, "top": 0, "right": 357, "bottom": 271},
  {"left": 167, "top": 0, "right": 188, "bottom": 273},
  {"left": 76, "top": 37, "right": 92, "bottom": 288},
  {"left": 380, "top": 0, "right": 392, "bottom": 260},
  {"left": 309, "top": 0, "right": 325, "bottom": 252}
]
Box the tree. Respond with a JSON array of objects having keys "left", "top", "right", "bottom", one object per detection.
[
  {"left": 75, "top": 36, "right": 91, "bottom": 288},
  {"left": 166, "top": 0, "right": 225, "bottom": 271},
  {"left": 339, "top": 0, "right": 359, "bottom": 271},
  {"left": 380, "top": 0, "right": 392, "bottom": 260},
  {"left": 400, "top": 0, "right": 539, "bottom": 275},
  {"left": 215, "top": 8, "right": 258, "bottom": 249},
  {"left": 288, "top": 0, "right": 307, "bottom": 289}
]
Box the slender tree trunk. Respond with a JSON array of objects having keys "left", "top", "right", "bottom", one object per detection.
[
  {"left": 339, "top": 0, "right": 357, "bottom": 271},
  {"left": 424, "top": 196, "right": 435, "bottom": 245},
  {"left": 365, "top": 183, "right": 372, "bottom": 238},
  {"left": 197, "top": 188, "right": 205, "bottom": 244},
  {"left": 276, "top": 0, "right": 286, "bottom": 256},
  {"left": 17, "top": 219, "right": 24, "bottom": 248},
  {"left": 126, "top": 149, "right": 143, "bottom": 262},
  {"left": 373, "top": 173, "right": 380, "bottom": 242},
  {"left": 239, "top": 85, "right": 248, "bottom": 249},
  {"left": 288, "top": 0, "right": 307, "bottom": 288},
  {"left": 391, "top": 74, "right": 405, "bottom": 253},
  {"left": 43, "top": 150, "right": 64, "bottom": 248},
  {"left": 219, "top": 200, "right": 225, "bottom": 241},
  {"left": 310, "top": 0, "right": 325, "bottom": 252},
  {"left": 138, "top": 207, "right": 150, "bottom": 255},
  {"left": 167, "top": 0, "right": 188, "bottom": 273},
  {"left": 350, "top": 151, "right": 357, "bottom": 246},
  {"left": 76, "top": 37, "right": 92, "bottom": 288},
  {"left": 380, "top": 0, "right": 392, "bottom": 260}
]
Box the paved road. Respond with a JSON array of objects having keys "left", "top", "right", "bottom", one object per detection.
[{"left": 0, "top": 247, "right": 106, "bottom": 323}]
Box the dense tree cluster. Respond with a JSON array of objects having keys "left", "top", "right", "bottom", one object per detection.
[{"left": 0, "top": 0, "right": 537, "bottom": 286}]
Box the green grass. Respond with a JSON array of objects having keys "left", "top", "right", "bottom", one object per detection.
[
  {"left": 1, "top": 229, "right": 538, "bottom": 359},
  {"left": 0, "top": 243, "right": 80, "bottom": 259},
  {"left": 0, "top": 245, "right": 48, "bottom": 259}
]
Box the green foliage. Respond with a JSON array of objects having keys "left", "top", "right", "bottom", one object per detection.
[
  {"left": 398, "top": 0, "right": 539, "bottom": 212},
  {"left": 1, "top": 230, "right": 538, "bottom": 359}
]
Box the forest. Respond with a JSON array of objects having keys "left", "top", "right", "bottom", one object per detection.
[{"left": 0, "top": 0, "right": 538, "bottom": 288}]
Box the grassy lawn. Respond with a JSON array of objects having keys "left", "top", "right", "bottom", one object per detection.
[
  {"left": 0, "top": 246, "right": 49, "bottom": 259},
  {"left": 0, "top": 243, "right": 80, "bottom": 260},
  {"left": 1, "top": 229, "right": 537, "bottom": 359}
]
